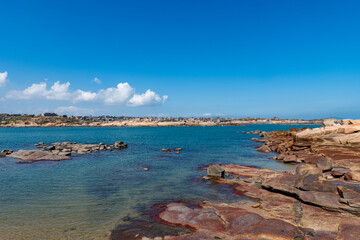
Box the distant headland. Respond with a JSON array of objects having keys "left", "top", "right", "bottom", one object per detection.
[{"left": 0, "top": 112, "right": 322, "bottom": 127}]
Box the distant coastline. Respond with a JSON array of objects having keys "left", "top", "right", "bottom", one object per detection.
[{"left": 0, "top": 113, "right": 322, "bottom": 127}]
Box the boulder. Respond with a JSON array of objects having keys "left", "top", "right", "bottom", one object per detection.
[
  {"left": 344, "top": 172, "right": 360, "bottom": 181},
  {"left": 322, "top": 119, "right": 336, "bottom": 127},
  {"left": 261, "top": 174, "right": 298, "bottom": 195},
  {"left": 256, "top": 145, "right": 271, "bottom": 153},
  {"left": 207, "top": 165, "right": 225, "bottom": 178},
  {"left": 297, "top": 174, "right": 337, "bottom": 192},
  {"left": 52, "top": 150, "right": 61, "bottom": 155},
  {"left": 331, "top": 170, "right": 345, "bottom": 178},
  {"left": 337, "top": 186, "right": 360, "bottom": 200},
  {"left": 1, "top": 149, "right": 14, "bottom": 155},
  {"left": 283, "top": 155, "right": 297, "bottom": 163},
  {"left": 276, "top": 153, "right": 286, "bottom": 160},
  {"left": 341, "top": 119, "right": 352, "bottom": 125},
  {"left": 316, "top": 157, "right": 333, "bottom": 172},
  {"left": 297, "top": 157, "right": 305, "bottom": 163},
  {"left": 45, "top": 146, "right": 55, "bottom": 151},
  {"left": 114, "top": 141, "right": 127, "bottom": 149},
  {"left": 299, "top": 191, "right": 340, "bottom": 210},
  {"left": 58, "top": 152, "right": 71, "bottom": 156},
  {"left": 296, "top": 164, "right": 322, "bottom": 178}
]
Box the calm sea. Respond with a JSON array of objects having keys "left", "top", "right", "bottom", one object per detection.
[{"left": 0, "top": 125, "right": 318, "bottom": 239}]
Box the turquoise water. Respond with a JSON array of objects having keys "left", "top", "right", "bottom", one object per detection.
[{"left": 0, "top": 125, "right": 318, "bottom": 239}]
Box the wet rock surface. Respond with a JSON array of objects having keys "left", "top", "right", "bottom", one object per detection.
[
  {"left": 138, "top": 164, "right": 360, "bottom": 240},
  {"left": 6, "top": 141, "right": 127, "bottom": 163}
]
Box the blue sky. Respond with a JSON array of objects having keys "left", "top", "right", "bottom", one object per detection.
[{"left": 0, "top": 0, "right": 360, "bottom": 119}]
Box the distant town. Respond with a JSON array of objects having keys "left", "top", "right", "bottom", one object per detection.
[{"left": 0, "top": 113, "right": 323, "bottom": 127}]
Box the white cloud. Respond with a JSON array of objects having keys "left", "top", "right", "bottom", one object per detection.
[
  {"left": 162, "top": 95, "right": 168, "bottom": 103},
  {"left": 55, "top": 106, "right": 94, "bottom": 115},
  {"left": 92, "top": 77, "right": 101, "bottom": 84},
  {"left": 6, "top": 81, "right": 167, "bottom": 107},
  {"left": 47, "top": 81, "right": 71, "bottom": 100},
  {"left": 128, "top": 89, "right": 162, "bottom": 107},
  {"left": 98, "top": 82, "right": 135, "bottom": 105},
  {"left": 6, "top": 81, "right": 71, "bottom": 100},
  {"left": 203, "top": 113, "right": 212, "bottom": 117},
  {"left": 0, "top": 71, "right": 8, "bottom": 87},
  {"left": 73, "top": 90, "right": 97, "bottom": 102}
]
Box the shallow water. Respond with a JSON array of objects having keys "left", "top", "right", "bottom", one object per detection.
[{"left": 0, "top": 125, "right": 318, "bottom": 239}]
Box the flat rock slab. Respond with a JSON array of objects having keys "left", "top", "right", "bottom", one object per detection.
[
  {"left": 158, "top": 203, "right": 305, "bottom": 240},
  {"left": 6, "top": 140, "right": 128, "bottom": 163},
  {"left": 8, "top": 150, "right": 71, "bottom": 162}
]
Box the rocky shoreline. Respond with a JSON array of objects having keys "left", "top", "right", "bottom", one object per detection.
[
  {"left": 253, "top": 119, "right": 360, "bottom": 175},
  {"left": 149, "top": 164, "right": 360, "bottom": 239},
  {"left": 115, "top": 120, "right": 360, "bottom": 240},
  {"left": 1, "top": 141, "right": 127, "bottom": 163}
]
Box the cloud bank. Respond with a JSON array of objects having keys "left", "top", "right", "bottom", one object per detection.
[
  {"left": 0, "top": 71, "right": 8, "bottom": 87},
  {"left": 6, "top": 81, "right": 168, "bottom": 107}
]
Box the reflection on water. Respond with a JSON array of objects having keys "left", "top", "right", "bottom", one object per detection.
[{"left": 0, "top": 125, "right": 318, "bottom": 239}]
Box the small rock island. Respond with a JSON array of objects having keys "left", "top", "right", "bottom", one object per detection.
[{"left": 2, "top": 141, "right": 127, "bottom": 163}]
